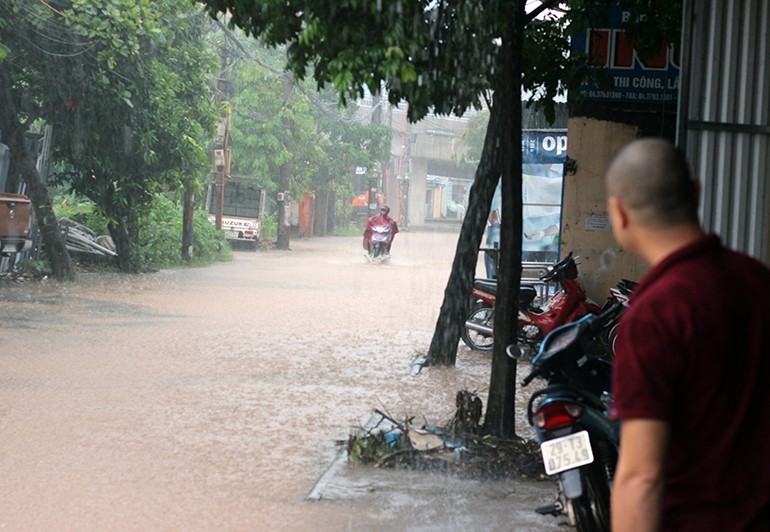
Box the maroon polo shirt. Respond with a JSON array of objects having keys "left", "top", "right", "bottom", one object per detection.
[{"left": 612, "top": 234, "right": 770, "bottom": 531}]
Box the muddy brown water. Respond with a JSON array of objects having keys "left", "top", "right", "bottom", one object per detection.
[{"left": 0, "top": 230, "right": 563, "bottom": 531}]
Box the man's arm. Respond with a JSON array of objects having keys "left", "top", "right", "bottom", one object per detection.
[{"left": 612, "top": 419, "right": 669, "bottom": 532}]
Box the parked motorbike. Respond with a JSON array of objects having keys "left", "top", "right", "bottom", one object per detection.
[
  {"left": 510, "top": 302, "right": 626, "bottom": 532},
  {"left": 462, "top": 253, "right": 601, "bottom": 354},
  {"left": 599, "top": 278, "right": 636, "bottom": 358},
  {"left": 606, "top": 278, "right": 636, "bottom": 307},
  {"left": 364, "top": 223, "right": 394, "bottom": 263}
]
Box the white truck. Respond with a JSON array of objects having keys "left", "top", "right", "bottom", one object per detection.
[{"left": 207, "top": 177, "right": 266, "bottom": 249}]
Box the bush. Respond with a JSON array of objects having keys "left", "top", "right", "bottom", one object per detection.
[
  {"left": 53, "top": 193, "right": 232, "bottom": 270},
  {"left": 259, "top": 211, "right": 277, "bottom": 241},
  {"left": 191, "top": 207, "right": 233, "bottom": 264},
  {"left": 54, "top": 195, "right": 110, "bottom": 236},
  {"left": 139, "top": 194, "right": 232, "bottom": 269},
  {"left": 334, "top": 222, "right": 362, "bottom": 237}
]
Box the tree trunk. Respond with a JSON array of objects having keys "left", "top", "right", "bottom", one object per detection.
[
  {"left": 8, "top": 130, "right": 76, "bottom": 281},
  {"left": 483, "top": 1, "right": 525, "bottom": 440},
  {"left": 314, "top": 189, "right": 329, "bottom": 236},
  {"left": 107, "top": 190, "right": 141, "bottom": 273},
  {"left": 424, "top": 1, "right": 526, "bottom": 439},
  {"left": 0, "top": 66, "right": 76, "bottom": 281},
  {"left": 425, "top": 104, "right": 503, "bottom": 366},
  {"left": 182, "top": 187, "right": 194, "bottom": 261},
  {"left": 109, "top": 218, "right": 132, "bottom": 273},
  {"left": 328, "top": 190, "right": 337, "bottom": 234}
]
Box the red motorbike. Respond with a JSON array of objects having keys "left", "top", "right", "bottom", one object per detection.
[
  {"left": 462, "top": 253, "right": 602, "bottom": 355},
  {"left": 364, "top": 222, "right": 395, "bottom": 263}
]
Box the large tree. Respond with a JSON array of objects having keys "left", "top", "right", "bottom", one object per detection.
[
  {"left": 198, "top": 0, "right": 681, "bottom": 437},
  {"left": 0, "top": 1, "right": 77, "bottom": 280},
  {"left": 213, "top": 27, "right": 391, "bottom": 236},
  {"left": 198, "top": 0, "right": 571, "bottom": 438},
  {"left": 1, "top": 0, "right": 218, "bottom": 273},
  {"left": 50, "top": 0, "right": 218, "bottom": 272}
]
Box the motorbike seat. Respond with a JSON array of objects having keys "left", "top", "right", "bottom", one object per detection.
[
  {"left": 474, "top": 278, "right": 497, "bottom": 294},
  {"left": 473, "top": 279, "right": 539, "bottom": 308},
  {"left": 519, "top": 284, "right": 537, "bottom": 308}
]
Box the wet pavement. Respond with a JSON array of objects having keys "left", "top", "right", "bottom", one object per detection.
[{"left": 0, "top": 230, "right": 564, "bottom": 531}]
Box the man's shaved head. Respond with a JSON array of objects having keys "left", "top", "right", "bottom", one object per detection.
[{"left": 606, "top": 138, "right": 699, "bottom": 227}]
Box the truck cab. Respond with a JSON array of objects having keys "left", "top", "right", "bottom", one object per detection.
[
  {"left": 0, "top": 192, "right": 32, "bottom": 255},
  {"left": 207, "top": 177, "right": 266, "bottom": 249}
]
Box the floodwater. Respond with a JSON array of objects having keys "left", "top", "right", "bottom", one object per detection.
[{"left": 0, "top": 229, "right": 562, "bottom": 531}]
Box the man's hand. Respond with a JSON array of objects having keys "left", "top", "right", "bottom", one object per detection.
[{"left": 612, "top": 419, "right": 669, "bottom": 532}]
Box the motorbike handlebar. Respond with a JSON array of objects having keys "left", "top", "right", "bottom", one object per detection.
[
  {"left": 521, "top": 368, "right": 538, "bottom": 387},
  {"left": 539, "top": 252, "right": 575, "bottom": 282},
  {"left": 590, "top": 302, "right": 625, "bottom": 333}
]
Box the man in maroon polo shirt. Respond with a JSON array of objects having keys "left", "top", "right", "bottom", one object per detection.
[{"left": 606, "top": 138, "right": 770, "bottom": 531}]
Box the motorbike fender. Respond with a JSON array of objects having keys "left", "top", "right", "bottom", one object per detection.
[
  {"left": 559, "top": 468, "right": 583, "bottom": 499},
  {"left": 580, "top": 407, "right": 619, "bottom": 443}
]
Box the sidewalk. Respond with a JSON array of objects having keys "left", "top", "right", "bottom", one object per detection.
[{"left": 308, "top": 449, "right": 567, "bottom": 531}]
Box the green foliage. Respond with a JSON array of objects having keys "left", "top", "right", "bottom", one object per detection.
[
  {"left": 200, "top": 1, "right": 496, "bottom": 122},
  {"left": 2, "top": 0, "right": 219, "bottom": 272},
  {"left": 192, "top": 208, "right": 234, "bottom": 264},
  {"left": 347, "top": 430, "right": 405, "bottom": 465},
  {"left": 461, "top": 111, "right": 490, "bottom": 166},
  {"left": 259, "top": 211, "right": 277, "bottom": 242},
  {"left": 200, "top": 1, "right": 682, "bottom": 124},
  {"left": 220, "top": 34, "right": 390, "bottom": 203},
  {"left": 53, "top": 195, "right": 111, "bottom": 236},
  {"left": 17, "top": 258, "right": 52, "bottom": 279},
  {"left": 137, "top": 195, "right": 186, "bottom": 269},
  {"left": 138, "top": 194, "right": 231, "bottom": 269},
  {"left": 333, "top": 222, "right": 361, "bottom": 237},
  {"left": 53, "top": 195, "right": 231, "bottom": 270}
]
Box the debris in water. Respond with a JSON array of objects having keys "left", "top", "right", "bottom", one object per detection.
[{"left": 346, "top": 395, "right": 547, "bottom": 480}]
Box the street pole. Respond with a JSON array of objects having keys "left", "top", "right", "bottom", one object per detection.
[{"left": 276, "top": 70, "right": 294, "bottom": 250}]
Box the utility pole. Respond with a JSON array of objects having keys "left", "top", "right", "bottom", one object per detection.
[
  {"left": 371, "top": 93, "right": 386, "bottom": 215},
  {"left": 276, "top": 70, "right": 293, "bottom": 250},
  {"left": 213, "top": 43, "right": 233, "bottom": 231},
  {"left": 368, "top": 170, "right": 380, "bottom": 218}
]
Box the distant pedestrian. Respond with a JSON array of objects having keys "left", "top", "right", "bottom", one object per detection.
[{"left": 484, "top": 209, "right": 500, "bottom": 279}]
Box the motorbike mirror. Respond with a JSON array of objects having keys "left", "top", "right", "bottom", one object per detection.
[{"left": 505, "top": 344, "right": 523, "bottom": 359}]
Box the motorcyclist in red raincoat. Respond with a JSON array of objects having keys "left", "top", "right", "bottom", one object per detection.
[{"left": 363, "top": 205, "right": 399, "bottom": 255}]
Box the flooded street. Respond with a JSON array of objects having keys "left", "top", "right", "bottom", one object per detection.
[{"left": 1, "top": 230, "right": 560, "bottom": 531}]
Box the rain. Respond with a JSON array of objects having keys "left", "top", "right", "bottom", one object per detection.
[
  {"left": 0, "top": 1, "right": 610, "bottom": 529},
  {"left": 1, "top": 233, "right": 561, "bottom": 530}
]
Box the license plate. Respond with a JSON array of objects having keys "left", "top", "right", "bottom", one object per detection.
[
  {"left": 540, "top": 430, "right": 594, "bottom": 475},
  {"left": 226, "top": 230, "right": 239, "bottom": 239}
]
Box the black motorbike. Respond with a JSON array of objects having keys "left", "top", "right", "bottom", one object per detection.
[{"left": 510, "top": 302, "right": 625, "bottom": 532}]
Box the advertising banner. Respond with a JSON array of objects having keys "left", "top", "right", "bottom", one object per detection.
[
  {"left": 570, "top": 6, "right": 680, "bottom": 104},
  {"left": 490, "top": 129, "right": 566, "bottom": 263}
]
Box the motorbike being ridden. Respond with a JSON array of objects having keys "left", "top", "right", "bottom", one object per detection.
[
  {"left": 462, "top": 252, "right": 601, "bottom": 355},
  {"left": 511, "top": 302, "right": 626, "bottom": 532},
  {"left": 363, "top": 206, "right": 398, "bottom": 263}
]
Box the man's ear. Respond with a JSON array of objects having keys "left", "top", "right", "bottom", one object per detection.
[{"left": 608, "top": 196, "right": 630, "bottom": 230}]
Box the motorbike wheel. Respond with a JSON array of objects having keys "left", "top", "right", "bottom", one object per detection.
[
  {"left": 461, "top": 302, "right": 494, "bottom": 351},
  {"left": 568, "top": 445, "right": 613, "bottom": 532}
]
